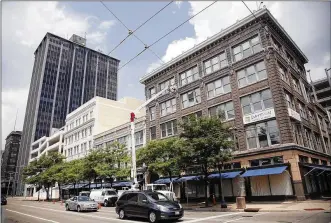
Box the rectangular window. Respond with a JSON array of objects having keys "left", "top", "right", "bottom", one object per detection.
[
  {"left": 246, "top": 119, "right": 280, "bottom": 149},
  {"left": 299, "top": 155, "right": 309, "bottom": 163},
  {"left": 278, "top": 63, "right": 289, "bottom": 84},
  {"left": 149, "top": 87, "right": 156, "bottom": 98},
  {"left": 292, "top": 76, "right": 301, "bottom": 94},
  {"left": 182, "top": 111, "right": 202, "bottom": 123},
  {"left": 160, "top": 98, "right": 176, "bottom": 116},
  {"left": 179, "top": 66, "right": 199, "bottom": 87},
  {"left": 250, "top": 156, "right": 283, "bottom": 166},
  {"left": 159, "top": 77, "right": 175, "bottom": 94},
  {"left": 292, "top": 123, "right": 304, "bottom": 146},
  {"left": 204, "top": 52, "right": 228, "bottom": 75},
  {"left": 160, "top": 120, "right": 178, "bottom": 138},
  {"left": 308, "top": 109, "right": 316, "bottom": 125},
  {"left": 135, "top": 131, "right": 144, "bottom": 146},
  {"left": 285, "top": 91, "right": 295, "bottom": 110},
  {"left": 271, "top": 37, "right": 282, "bottom": 52},
  {"left": 206, "top": 76, "right": 231, "bottom": 99},
  {"left": 181, "top": 88, "right": 201, "bottom": 108},
  {"left": 298, "top": 101, "right": 307, "bottom": 119},
  {"left": 237, "top": 61, "right": 267, "bottom": 88},
  {"left": 150, "top": 126, "right": 156, "bottom": 140},
  {"left": 232, "top": 35, "right": 262, "bottom": 62},
  {"left": 321, "top": 160, "right": 327, "bottom": 166},
  {"left": 209, "top": 101, "right": 235, "bottom": 120},
  {"left": 304, "top": 128, "right": 315, "bottom": 150},
  {"left": 149, "top": 106, "right": 156, "bottom": 121},
  {"left": 314, "top": 133, "right": 323, "bottom": 149},
  {"left": 240, "top": 89, "right": 273, "bottom": 115},
  {"left": 311, "top": 158, "right": 319, "bottom": 165}
]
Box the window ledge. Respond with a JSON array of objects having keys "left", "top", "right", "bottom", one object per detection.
[
  {"left": 207, "top": 91, "right": 231, "bottom": 101},
  {"left": 238, "top": 77, "right": 268, "bottom": 90}
]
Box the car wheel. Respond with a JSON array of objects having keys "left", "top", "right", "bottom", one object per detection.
[
  {"left": 65, "top": 204, "right": 70, "bottom": 211},
  {"left": 149, "top": 211, "right": 158, "bottom": 223},
  {"left": 118, "top": 209, "right": 126, "bottom": 219},
  {"left": 104, "top": 200, "right": 108, "bottom": 207},
  {"left": 77, "top": 205, "right": 81, "bottom": 212}
]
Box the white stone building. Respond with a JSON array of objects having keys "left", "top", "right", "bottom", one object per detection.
[{"left": 64, "top": 96, "right": 145, "bottom": 161}]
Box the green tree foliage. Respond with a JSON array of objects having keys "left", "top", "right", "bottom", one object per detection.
[
  {"left": 179, "top": 115, "right": 234, "bottom": 206},
  {"left": 137, "top": 137, "right": 186, "bottom": 180}
]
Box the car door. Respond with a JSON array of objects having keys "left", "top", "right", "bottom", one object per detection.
[
  {"left": 71, "top": 197, "right": 78, "bottom": 210},
  {"left": 137, "top": 194, "right": 150, "bottom": 218},
  {"left": 126, "top": 193, "right": 138, "bottom": 217}
]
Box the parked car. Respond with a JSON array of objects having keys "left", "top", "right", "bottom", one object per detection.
[
  {"left": 1, "top": 195, "right": 7, "bottom": 205},
  {"left": 79, "top": 191, "right": 91, "bottom": 197},
  {"left": 115, "top": 191, "right": 184, "bottom": 223},
  {"left": 89, "top": 188, "right": 118, "bottom": 207},
  {"left": 65, "top": 196, "right": 98, "bottom": 212}
]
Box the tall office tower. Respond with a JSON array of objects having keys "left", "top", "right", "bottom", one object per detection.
[{"left": 16, "top": 33, "right": 120, "bottom": 195}]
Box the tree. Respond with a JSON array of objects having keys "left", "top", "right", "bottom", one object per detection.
[
  {"left": 137, "top": 137, "right": 185, "bottom": 181},
  {"left": 66, "top": 159, "right": 84, "bottom": 195},
  {"left": 179, "top": 115, "right": 233, "bottom": 207}
]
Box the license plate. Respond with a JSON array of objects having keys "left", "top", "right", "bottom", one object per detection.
[{"left": 175, "top": 211, "right": 180, "bottom": 215}]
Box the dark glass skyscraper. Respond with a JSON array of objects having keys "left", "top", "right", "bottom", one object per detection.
[{"left": 16, "top": 33, "right": 119, "bottom": 194}]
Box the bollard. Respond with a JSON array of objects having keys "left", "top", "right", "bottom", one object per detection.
[
  {"left": 212, "top": 194, "right": 216, "bottom": 205},
  {"left": 98, "top": 203, "right": 101, "bottom": 209},
  {"left": 236, "top": 197, "right": 246, "bottom": 209}
]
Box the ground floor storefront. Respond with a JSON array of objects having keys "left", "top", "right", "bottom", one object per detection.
[{"left": 152, "top": 146, "right": 331, "bottom": 202}]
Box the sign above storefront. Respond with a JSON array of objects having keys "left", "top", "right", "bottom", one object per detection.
[
  {"left": 288, "top": 108, "right": 301, "bottom": 122},
  {"left": 243, "top": 108, "right": 276, "bottom": 124}
]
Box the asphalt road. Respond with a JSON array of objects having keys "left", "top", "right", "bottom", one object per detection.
[{"left": 2, "top": 199, "right": 331, "bottom": 223}]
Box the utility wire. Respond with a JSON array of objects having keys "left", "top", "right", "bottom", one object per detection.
[
  {"left": 100, "top": 1, "right": 171, "bottom": 63},
  {"left": 118, "top": 1, "right": 218, "bottom": 71}
]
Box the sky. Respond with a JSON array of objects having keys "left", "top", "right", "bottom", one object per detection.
[{"left": 2, "top": 1, "right": 331, "bottom": 149}]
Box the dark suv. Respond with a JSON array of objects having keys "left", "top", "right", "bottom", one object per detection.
[{"left": 115, "top": 191, "right": 183, "bottom": 223}]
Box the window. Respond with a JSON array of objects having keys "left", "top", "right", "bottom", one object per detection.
[
  {"left": 209, "top": 101, "right": 235, "bottom": 120},
  {"left": 237, "top": 61, "right": 267, "bottom": 88},
  {"left": 224, "top": 162, "right": 241, "bottom": 169},
  {"left": 308, "top": 109, "right": 316, "bottom": 125},
  {"left": 314, "top": 133, "right": 323, "bottom": 149},
  {"left": 179, "top": 66, "right": 199, "bottom": 86},
  {"left": 127, "top": 193, "right": 138, "bottom": 202},
  {"left": 159, "top": 77, "right": 175, "bottom": 94},
  {"left": 285, "top": 91, "right": 295, "bottom": 110},
  {"left": 118, "top": 136, "right": 127, "bottom": 146},
  {"left": 304, "top": 128, "right": 315, "bottom": 150},
  {"left": 204, "top": 52, "right": 228, "bottom": 75},
  {"left": 206, "top": 76, "right": 231, "bottom": 99},
  {"left": 246, "top": 120, "right": 280, "bottom": 149},
  {"left": 149, "top": 106, "right": 156, "bottom": 121},
  {"left": 271, "top": 37, "right": 282, "bottom": 52},
  {"left": 160, "top": 120, "right": 178, "bottom": 138},
  {"left": 182, "top": 111, "right": 202, "bottom": 123},
  {"left": 298, "top": 101, "right": 307, "bottom": 119},
  {"left": 135, "top": 131, "right": 144, "bottom": 146},
  {"left": 149, "top": 87, "right": 156, "bottom": 98},
  {"left": 311, "top": 158, "right": 319, "bottom": 165},
  {"left": 292, "top": 76, "right": 301, "bottom": 94},
  {"left": 292, "top": 123, "right": 304, "bottom": 146},
  {"left": 321, "top": 160, "right": 327, "bottom": 166},
  {"left": 232, "top": 35, "right": 262, "bottom": 62},
  {"left": 299, "top": 155, "right": 309, "bottom": 163},
  {"left": 241, "top": 89, "right": 273, "bottom": 115},
  {"left": 181, "top": 88, "right": 201, "bottom": 108},
  {"left": 160, "top": 98, "right": 176, "bottom": 116},
  {"left": 150, "top": 126, "right": 156, "bottom": 140},
  {"left": 278, "top": 63, "right": 289, "bottom": 83},
  {"left": 90, "top": 111, "right": 93, "bottom": 118},
  {"left": 250, "top": 156, "right": 283, "bottom": 167}
]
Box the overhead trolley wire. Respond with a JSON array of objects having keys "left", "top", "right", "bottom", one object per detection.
[
  {"left": 100, "top": 1, "right": 172, "bottom": 63},
  {"left": 117, "top": 1, "right": 218, "bottom": 71}
]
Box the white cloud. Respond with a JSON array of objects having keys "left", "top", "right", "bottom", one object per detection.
[
  {"left": 175, "top": 1, "right": 182, "bottom": 9},
  {"left": 146, "top": 1, "right": 330, "bottom": 82},
  {"left": 2, "top": 1, "right": 116, "bottom": 148}
]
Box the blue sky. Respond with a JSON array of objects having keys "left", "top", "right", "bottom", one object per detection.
[{"left": 2, "top": 1, "right": 330, "bottom": 147}]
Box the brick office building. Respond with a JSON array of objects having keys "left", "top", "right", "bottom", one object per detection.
[{"left": 139, "top": 8, "right": 331, "bottom": 201}]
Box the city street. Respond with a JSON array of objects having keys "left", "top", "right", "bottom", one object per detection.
[{"left": 2, "top": 199, "right": 330, "bottom": 223}]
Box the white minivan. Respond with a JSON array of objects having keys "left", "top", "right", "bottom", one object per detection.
[{"left": 89, "top": 189, "right": 118, "bottom": 207}]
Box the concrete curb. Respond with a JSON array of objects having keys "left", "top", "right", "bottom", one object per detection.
[{"left": 183, "top": 208, "right": 312, "bottom": 212}]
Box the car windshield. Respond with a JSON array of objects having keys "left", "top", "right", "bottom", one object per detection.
[
  {"left": 78, "top": 196, "right": 92, "bottom": 201},
  {"left": 147, "top": 192, "right": 169, "bottom": 202},
  {"left": 105, "top": 191, "right": 117, "bottom": 195}
]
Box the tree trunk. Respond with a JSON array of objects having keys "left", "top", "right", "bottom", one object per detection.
[
  {"left": 46, "top": 184, "right": 50, "bottom": 201},
  {"left": 58, "top": 183, "right": 62, "bottom": 201},
  {"left": 37, "top": 185, "right": 40, "bottom": 201},
  {"left": 73, "top": 182, "right": 76, "bottom": 196},
  {"left": 218, "top": 165, "right": 223, "bottom": 201},
  {"left": 204, "top": 176, "right": 209, "bottom": 207}
]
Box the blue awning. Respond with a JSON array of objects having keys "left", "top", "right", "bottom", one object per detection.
[
  {"left": 241, "top": 166, "right": 287, "bottom": 177},
  {"left": 153, "top": 178, "right": 179, "bottom": 184},
  {"left": 113, "top": 181, "right": 132, "bottom": 187},
  {"left": 173, "top": 175, "right": 202, "bottom": 183},
  {"left": 208, "top": 171, "right": 242, "bottom": 179}
]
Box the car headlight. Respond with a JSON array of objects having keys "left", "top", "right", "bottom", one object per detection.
[
  {"left": 157, "top": 205, "right": 169, "bottom": 212},
  {"left": 178, "top": 203, "right": 182, "bottom": 209}
]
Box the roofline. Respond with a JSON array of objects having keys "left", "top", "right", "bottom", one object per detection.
[
  {"left": 34, "top": 32, "right": 120, "bottom": 62},
  {"left": 140, "top": 8, "right": 308, "bottom": 84}
]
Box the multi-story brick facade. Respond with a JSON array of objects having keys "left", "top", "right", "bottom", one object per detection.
[{"left": 140, "top": 8, "right": 331, "bottom": 200}]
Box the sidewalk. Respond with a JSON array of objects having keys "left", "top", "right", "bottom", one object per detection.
[{"left": 182, "top": 199, "right": 331, "bottom": 212}]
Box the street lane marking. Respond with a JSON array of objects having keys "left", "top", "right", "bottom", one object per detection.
[
  {"left": 6, "top": 209, "right": 60, "bottom": 223},
  {"left": 183, "top": 212, "right": 243, "bottom": 223},
  {"left": 223, "top": 212, "right": 269, "bottom": 223},
  {"left": 21, "top": 205, "right": 138, "bottom": 223}
]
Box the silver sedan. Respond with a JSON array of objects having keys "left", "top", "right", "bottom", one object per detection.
[{"left": 65, "top": 196, "right": 98, "bottom": 212}]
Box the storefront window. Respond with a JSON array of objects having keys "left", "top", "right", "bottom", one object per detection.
[
  {"left": 250, "top": 156, "right": 283, "bottom": 166},
  {"left": 299, "top": 155, "right": 309, "bottom": 163},
  {"left": 311, "top": 158, "right": 319, "bottom": 164}
]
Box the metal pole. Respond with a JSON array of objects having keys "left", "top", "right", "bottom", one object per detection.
[
  {"left": 6, "top": 173, "right": 12, "bottom": 196},
  {"left": 131, "top": 120, "right": 138, "bottom": 187}
]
